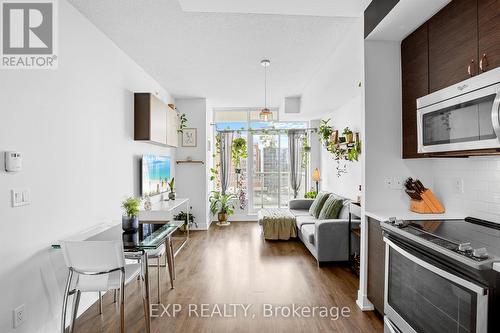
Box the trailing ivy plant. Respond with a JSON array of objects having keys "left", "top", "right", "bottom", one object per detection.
[{"left": 177, "top": 113, "right": 188, "bottom": 133}]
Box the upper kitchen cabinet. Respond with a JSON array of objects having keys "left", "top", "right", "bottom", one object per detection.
[
  {"left": 402, "top": 24, "right": 429, "bottom": 159},
  {"left": 478, "top": 0, "right": 500, "bottom": 72},
  {"left": 134, "top": 93, "right": 179, "bottom": 147},
  {"left": 428, "top": 0, "right": 478, "bottom": 92}
]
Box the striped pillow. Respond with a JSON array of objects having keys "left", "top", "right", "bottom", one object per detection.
[
  {"left": 318, "top": 196, "right": 344, "bottom": 220},
  {"left": 308, "top": 192, "right": 331, "bottom": 218}
]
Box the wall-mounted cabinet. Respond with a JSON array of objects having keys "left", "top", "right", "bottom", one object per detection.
[
  {"left": 402, "top": 24, "right": 429, "bottom": 158},
  {"left": 134, "top": 93, "right": 178, "bottom": 147},
  {"left": 401, "top": 0, "right": 500, "bottom": 158}
]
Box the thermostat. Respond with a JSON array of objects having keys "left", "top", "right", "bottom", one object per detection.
[{"left": 5, "top": 151, "right": 22, "bottom": 172}]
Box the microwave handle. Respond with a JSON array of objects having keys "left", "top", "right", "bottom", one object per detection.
[{"left": 491, "top": 88, "right": 500, "bottom": 140}]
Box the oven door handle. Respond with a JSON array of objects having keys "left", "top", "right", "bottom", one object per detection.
[
  {"left": 491, "top": 87, "right": 500, "bottom": 140},
  {"left": 384, "top": 238, "right": 488, "bottom": 295}
]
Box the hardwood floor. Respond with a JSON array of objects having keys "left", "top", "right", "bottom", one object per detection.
[{"left": 76, "top": 222, "right": 383, "bottom": 333}]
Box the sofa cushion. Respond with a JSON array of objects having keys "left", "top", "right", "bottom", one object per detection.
[
  {"left": 290, "top": 209, "right": 310, "bottom": 217},
  {"left": 318, "top": 196, "right": 344, "bottom": 220},
  {"left": 308, "top": 192, "right": 330, "bottom": 218},
  {"left": 301, "top": 224, "right": 315, "bottom": 245},
  {"left": 296, "top": 215, "right": 316, "bottom": 229},
  {"left": 338, "top": 203, "right": 349, "bottom": 219}
]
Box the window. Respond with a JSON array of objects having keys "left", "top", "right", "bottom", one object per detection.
[{"left": 213, "top": 109, "right": 308, "bottom": 214}]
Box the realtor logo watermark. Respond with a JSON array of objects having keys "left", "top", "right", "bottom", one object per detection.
[{"left": 1, "top": 0, "right": 58, "bottom": 69}]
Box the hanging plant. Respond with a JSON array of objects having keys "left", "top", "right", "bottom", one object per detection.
[
  {"left": 231, "top": 137, "right": 248, "bottom": 172},
  {"left": 177, "top": 113, "right": 188, "bottom": 134}
]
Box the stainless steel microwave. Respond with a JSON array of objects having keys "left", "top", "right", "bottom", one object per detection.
[{"left": 417, "top": 67, "right": 500, "bottom": 154}]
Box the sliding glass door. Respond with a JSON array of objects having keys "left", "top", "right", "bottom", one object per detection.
[{"left": 248, "top": 132, "right": 304, "bottom": 212}]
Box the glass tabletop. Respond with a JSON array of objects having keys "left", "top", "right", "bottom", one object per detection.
[{"left": 85, "top": 221, "right": 182, "bottom": 251}]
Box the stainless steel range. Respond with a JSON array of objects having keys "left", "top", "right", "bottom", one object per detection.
[{"left": 381, "top": 217, "right": 500, "bottom": 333}]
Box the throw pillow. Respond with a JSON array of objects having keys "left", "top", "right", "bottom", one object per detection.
[
  {"left": 318, "top": 196, "right": 344, "bottom": 220},
  {"left": 308, "top": 192, "right": 330, "bottom": 218}
]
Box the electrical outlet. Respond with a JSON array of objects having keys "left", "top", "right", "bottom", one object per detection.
[
  {"left": 13, "top": 304, "right": 26, "bottom": 328},
  {"left": 392, "top": 177, "right": 404, "bottom": 190},
  {"left": 11, "top": 189, "right": 30, "bottom": 207},
  {"left": 454, "top": 178, "right": 464, "bottom": 194}
]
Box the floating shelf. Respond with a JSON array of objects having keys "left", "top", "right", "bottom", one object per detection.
[{"left": 176, "top": 160, "right": 204, "bottom": 165}]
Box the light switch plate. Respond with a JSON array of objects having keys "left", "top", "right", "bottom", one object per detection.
[{"left": 11, "top": 189, "right": 30, "bottom": 207}]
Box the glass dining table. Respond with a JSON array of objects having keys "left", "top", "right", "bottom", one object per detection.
[{"left": 57, "top": 221, "right": 182, "bottom": 333}]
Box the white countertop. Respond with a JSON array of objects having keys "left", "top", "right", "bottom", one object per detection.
[{"left": 364, "top": 209, "right": 465, "bottom": 222}]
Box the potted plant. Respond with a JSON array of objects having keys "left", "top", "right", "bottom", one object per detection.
[
  {"left": 318, "top": 119, "right": 334, "bottom": 144},
  {"left": 231, "top": 137, "right": 248, "bottom": 174},
  {"left": 304, "top": 190, "right": 317, "bottom": 199},
  {"left": 209, "top": 191, "right": 236, "bottom": 226},
  {"left": 167, "top": 177, "right": 176, "bottom": 200},
  {"left": 122, "top": 197, "right": 141, "bottom": 232},
  {"left": 343, "top": 127, "right": 353, "bottom": 143},
  {"left": 173, "top": 208, "right": 196, "bottom": 230}
]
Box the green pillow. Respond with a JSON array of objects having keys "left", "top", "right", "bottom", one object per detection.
[
  {"left": 318, "top": 196, "right": 344, "bottom": 220},
  {"left": 308, "top": 192, "right": 330, "bottom": 218}
]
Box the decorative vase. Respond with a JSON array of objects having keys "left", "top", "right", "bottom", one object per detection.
[
  {"left": 168, "top": 192, "right": 176, "bottom": 200},
  {"left": 345, "top": 133, "right": 353, "bottom": 143},
  {"left": 144, "top": 197, "right": 152, "bottom": 211},
  {"left": 216, "top": 212, "right": 230, "bottom": 226},
  {"left": 122, "top": 216, "right": 139, "bottom": 232}
]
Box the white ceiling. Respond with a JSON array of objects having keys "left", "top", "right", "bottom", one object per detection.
[
  {"left": 178, "top": 0, "right": 372, "bottom": 17},
  {"left": 367, "top": 0, "right": 451, "bottom": 41},
  {"left": 67, "top": 0, "right": 367, "bottom": 109}
]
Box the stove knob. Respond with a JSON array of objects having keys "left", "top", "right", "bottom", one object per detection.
[
  {"left": 458, "top": 242, "right": 472, "bottom": 252},
  {"left": 472, "top": 248, "right": 489, "bottom": 259}
]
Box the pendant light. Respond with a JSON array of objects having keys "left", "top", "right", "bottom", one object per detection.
[{"left": 259, "top": 59, "right": 272, "bottom": 122}]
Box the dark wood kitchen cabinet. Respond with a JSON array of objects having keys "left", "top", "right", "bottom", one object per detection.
[
  {"left": 402, "top": 24, "right": 429, "bottom": 158},
  {"left": 428, "top": 0, "right": 478, "bottom": 92},
  {"left": 478, "top": 0, "right": 500, "bottom": 72},
  {"left": 401, "top": 0, "right": 500, "bottom": 158}
]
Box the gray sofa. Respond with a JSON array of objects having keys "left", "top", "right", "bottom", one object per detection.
[{"left": 289, "top": 195, "right": 360, "bottom": 265}]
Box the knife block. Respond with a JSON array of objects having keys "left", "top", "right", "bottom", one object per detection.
[{"left": 410, "top": 189, "right": 445, "bottom": 214}]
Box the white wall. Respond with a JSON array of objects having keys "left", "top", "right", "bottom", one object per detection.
[
  {"left": 299, "top": 18, "right": 364, "bottom": 199},
  {"left": 318, "top": 94, "right": 363, "bottom": 200},
  {"left": 364, "top": 40, "right": 433, "bottom": 212},
  {"left": 0, "top": 1, "right": 175, "bottom": 332},
  {"left": 431, "top": 158, "right": 500, "bottom": 223},
  {"left": 174, "top": 98, "right": 210, "bottom": 229}
]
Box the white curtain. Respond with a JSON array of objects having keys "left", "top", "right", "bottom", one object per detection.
[
  {"left": 288, "top": 130, "right": 303, "bottom": 198},
  {"left": 219, "top": 131, "right": 233, "bottom": 195}
]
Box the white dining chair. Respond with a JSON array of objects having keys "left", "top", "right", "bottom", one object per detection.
[{"left": 60, "top": 240, "right": 144, "bottom": 333}]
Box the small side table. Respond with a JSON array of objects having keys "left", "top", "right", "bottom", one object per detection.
[{"left": 348, "top": 202, "right": 361, "bottom": 276}]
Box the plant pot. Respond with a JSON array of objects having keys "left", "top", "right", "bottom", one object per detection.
[
  {"left": 122, "top": 231, "right": 139, "bottom": 246},
  {"left": 168, "top": 192, "right": 176, "bottom": 200},
  {"left": 216, "top": 212, "right": 230, "bottom": 227},
  {"left": 345, "top": 133, "right": 353, "bottom": 143},
  {"left": 122, "top": 216, "right": 139, "bottom": 232}
]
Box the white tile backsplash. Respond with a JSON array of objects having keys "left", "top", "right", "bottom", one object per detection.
[{"left": 432, "top": 157, "right": 500, "bottom": 223}]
